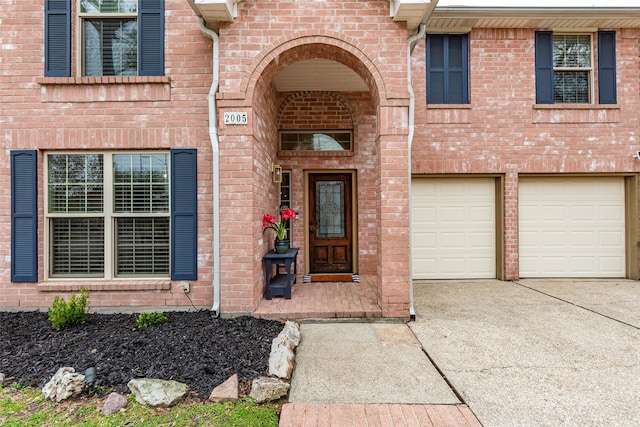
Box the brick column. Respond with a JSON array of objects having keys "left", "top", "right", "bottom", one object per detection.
[
  {"left": 377, "top": 103, "right": 411, "bottom": 318},
  {"left": 504, "top": 171, "right": 519, "bottom": 280}
]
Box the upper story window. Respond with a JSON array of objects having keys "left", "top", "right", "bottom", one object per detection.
[
  {"left": 426, "top": 34, "right": 469, "bottom": 104},
  {"left": 535, "top": 31, "right": 616, "bottom": 105},
  {"left": 44, "top": 0, "right": 164, "bottom": 78},
  {"left": 81, "top": 0, "right": 138, "bottom": 76}
]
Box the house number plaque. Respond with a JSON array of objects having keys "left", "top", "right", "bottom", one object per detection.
[{"left": 223, "top": 112, "right": 248, "bottom": 124}]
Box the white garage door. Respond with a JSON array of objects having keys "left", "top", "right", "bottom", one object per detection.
[
  {"left": 411, "top": 178, "right": 496, "bottom": 279},
  {"left": 519, "top": 177, "right": 625, "bottom": 278}
]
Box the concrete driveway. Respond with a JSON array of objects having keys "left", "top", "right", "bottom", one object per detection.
[{"left": 409, "top": 279, "right": 640, "bottom": 427}]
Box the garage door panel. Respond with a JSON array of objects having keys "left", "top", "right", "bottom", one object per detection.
[
  {"left": 519, "top": 177, "right": 625, "bottom": 278},
  {"left": 571, "top": 206, "right": 595, "bottom": 221},
  {"left": 600, "top": 257, "right": 625, "bottom": 274},
  {"left": 542, "top": 231, "right": 568, "bottom": 247},
  {"left": 440, "top": 207, "right": 465, "bottom": 222},
  {"left": 441, "top": 232, "right": 465, "bottom": 249},
  {"left": 571, "top": 231, "right": 594, "bottom": 247},
  {"left": 600, "top": 231, "right": 624, "bottom": 247},
  {"left": 412, "top": 178, "right": 496, "bottom": 279},
  {"left": 543, "top": 205, "right": 568, "bottom": 221},
  {"left": 469, "top": 232, "right": 493, "bottom": 248}
]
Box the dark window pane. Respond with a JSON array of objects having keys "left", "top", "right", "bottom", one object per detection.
[
  {"left": 448, "top": 35, "right": 464, "bottom": 68},
  {"left": 429, "top": 36, "right": 445, "bottom": 68},
  {"left": 554, "top": 71, "right": 589, "bottom": 103},
  {"left": 50, "top": 218, "right": 104, "bottom": 276},
  {"left": 84, "top": 19, "right": 137, "bottom": 76},
  {"left": 116, "top": 217, "right": 170, "bottom": 276}
]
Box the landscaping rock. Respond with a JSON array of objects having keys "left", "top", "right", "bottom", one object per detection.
[
  {"left": 249, "top": 377, "right": 290, "bottom": 403},
  {"left": 281, "top": 321, "right": 301, "bottom": 346},
  {"left": 0, "top": 373, "right": 5, "bottom": 384},
  {"left": 127, "top": 378, "right": 189, "bottom": 408},
  {"left": 102, "top": 392, "right": 128, "bottom": 415},
  {"left": 208, "top": 374, "right": 238, "bottom": 403},
  {"left": 268, "top": 336, "right": 295, "bottom": 379},
  {"left": 42, "top": 367, "right": 86, "bottom": 402}
]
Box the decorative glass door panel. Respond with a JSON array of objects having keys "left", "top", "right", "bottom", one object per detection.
[{"left": 308, "top": 173, "right": 353, "bottom": 273}]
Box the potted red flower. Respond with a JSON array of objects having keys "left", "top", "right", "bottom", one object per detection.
[{"left": 263, "top": 208, "right": 296, "bottom": 253}]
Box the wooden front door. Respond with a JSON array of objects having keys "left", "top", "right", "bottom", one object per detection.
[{"left": 308, "top": 172, "right": 353, "bottom": 273}]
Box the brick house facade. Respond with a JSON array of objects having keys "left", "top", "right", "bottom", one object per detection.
[{"left": 1, "top": 0, "right": 639, "bottom": 318}]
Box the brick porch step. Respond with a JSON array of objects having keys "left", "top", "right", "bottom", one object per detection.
[{"left": 279, "top": 403, "right": 482, "bottom": 427}]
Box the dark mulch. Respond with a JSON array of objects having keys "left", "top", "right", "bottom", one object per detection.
[{"left": 0, "top": 311, "right": 283, "bottom": 399}]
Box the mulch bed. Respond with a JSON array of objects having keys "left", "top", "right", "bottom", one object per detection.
[{"left": 0, "top": 311, "right": 283, "bottom": 399}]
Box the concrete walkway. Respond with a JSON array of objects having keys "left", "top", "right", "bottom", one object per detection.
[
  {"left": 280, "top": 279, "right": 640, "bottom": 426},
  {"left": 281, "top": 322, "right": 481, "bottom": 426},
  {"left": 410, "top": 279, "right": 640, "bottom": 426}
]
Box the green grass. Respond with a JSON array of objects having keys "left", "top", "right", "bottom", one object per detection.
[{"left": 0, "top": 385, "right": 278, "bottom": 427}]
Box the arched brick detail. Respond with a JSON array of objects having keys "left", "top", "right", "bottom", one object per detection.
[
  {"left": 242, "top": 31, "right": 387, "bottom": 105},
  {"left": 277, "top": 91, "right": 356, "bottom": 130}
]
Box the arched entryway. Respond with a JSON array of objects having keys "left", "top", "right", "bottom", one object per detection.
[{"left": 217, "top": 34, "right": 412, "bottom": 319}]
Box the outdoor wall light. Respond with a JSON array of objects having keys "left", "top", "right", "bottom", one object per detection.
[{"left": 272, "top": 163, "right": 282, "bottom": 183}]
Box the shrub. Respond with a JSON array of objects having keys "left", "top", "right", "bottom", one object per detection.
[
  {"left": 48, "top": 289, "right": 90, "bottom": 330},
  {"left": 136, "top": 312, "right": 168, "bottom": 329}
]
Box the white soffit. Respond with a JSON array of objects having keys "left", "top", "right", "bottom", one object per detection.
[
  {"left": 273, "top": 59, "right": 369, "bottom": 93},
  {"left": 431, "top": 0, "right": 640, "bottom": 29},
  {"left": 390, "top": 0, "right": 439, "bottom": 30},
  {"left": 187, "top": 0, "right": 236, "bottom": 23}
]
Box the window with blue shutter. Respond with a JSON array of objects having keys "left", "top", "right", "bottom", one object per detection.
[
  {"left": 11, "top": 151, "right": 38, "bottom": 282},
  {"left": 44, "top": 0, "right": 71, "bottom": 77},
  {"left": 427, "top": 34, "right": 469, "bottom": 104},
  {"left": 45, "top": 0, "right": 164, "bottom": 77},
  {"left": 598, "top": 31, "right": 617, "bottom": 104},
  {"left": 171, "top": 149, "right": 198, "bottom": 280},
  {"left": 536, "top": 31, "right": 615, "bottom": 105}
]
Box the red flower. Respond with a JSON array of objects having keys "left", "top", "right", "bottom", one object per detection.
[
  {"left": 262, "top": 214, "right": 277, "bottom": 227},
  {"left": 262, "top": 209, "right": 295, "bottom": 241},
  {"left": 281, "top": 208, "right": 296, "bottom": 220}
]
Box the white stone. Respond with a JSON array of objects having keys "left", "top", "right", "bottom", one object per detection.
[
  {"left": 280, "top": 321, "right": 301, "bottom": 347},
  {"left": 249, "top": 377, "right": 290, "bottom": 403},
  {"left": 269, "top": 337, "right": 295, "bottom": 379},
  {"left": 42, "top": 367, "right": 86, "bottom": 402},
  {"left": 127, "top": 378, "right": 189, "bottom": 408}
]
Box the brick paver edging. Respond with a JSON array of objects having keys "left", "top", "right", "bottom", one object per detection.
[{"left": 279, "top": 403, "right": 482, "bottom": 427}]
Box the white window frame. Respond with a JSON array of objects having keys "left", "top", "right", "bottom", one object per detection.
[
  {"left": 553, "top": 33, "right": 594, "bottom": 104},
  {"left": 44, "top": 151, "right": 171, "bottom": 280}
]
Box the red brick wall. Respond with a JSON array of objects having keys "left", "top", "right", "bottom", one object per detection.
[
  {"left": 0, "top": 0, "right": 215, "bottom": 310},
  {"left": 3, "top": 0, "right": 638, "bottom": 313},
  {"left": 411, "top": 28, "right": 640, "bottom": 279},
  {"left": 214, "top": 0, "right": 412, "bottom": 316}
]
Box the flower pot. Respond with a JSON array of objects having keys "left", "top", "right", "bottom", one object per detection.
[{"left": 274, "top": 240, "right": 290, "bottom": 254}]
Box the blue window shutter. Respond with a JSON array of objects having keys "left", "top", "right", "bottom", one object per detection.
[
  {"left": 427, "top": 34, "right": 469, "bottom": 104},
  {"left": 427, "top": 35, "right": 446, "bottom": 104},
  {"left": 449, "top": 34, "right": 469, "bottom": 104},
  {"left": 598, "top": 31, "right": 617, "bottom": 105},
  {"left": 535, "top": 31, "right": 554, "bottom": 104},
  {"left": 139, "top": 0, "right": 165, "bottom": 76},
  {"left": 11, "top": 151, "right": 38, "bottom": 282},
  {"left": 171, "top": 149, "right": 197, "bottom": 280},
  {"left": 44, "top": 0, "right": 71, "bottom": 77}
]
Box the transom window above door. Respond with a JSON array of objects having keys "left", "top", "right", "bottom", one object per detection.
[{"left": 280, "top": 131, "right": 352, "bottom": 152}]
